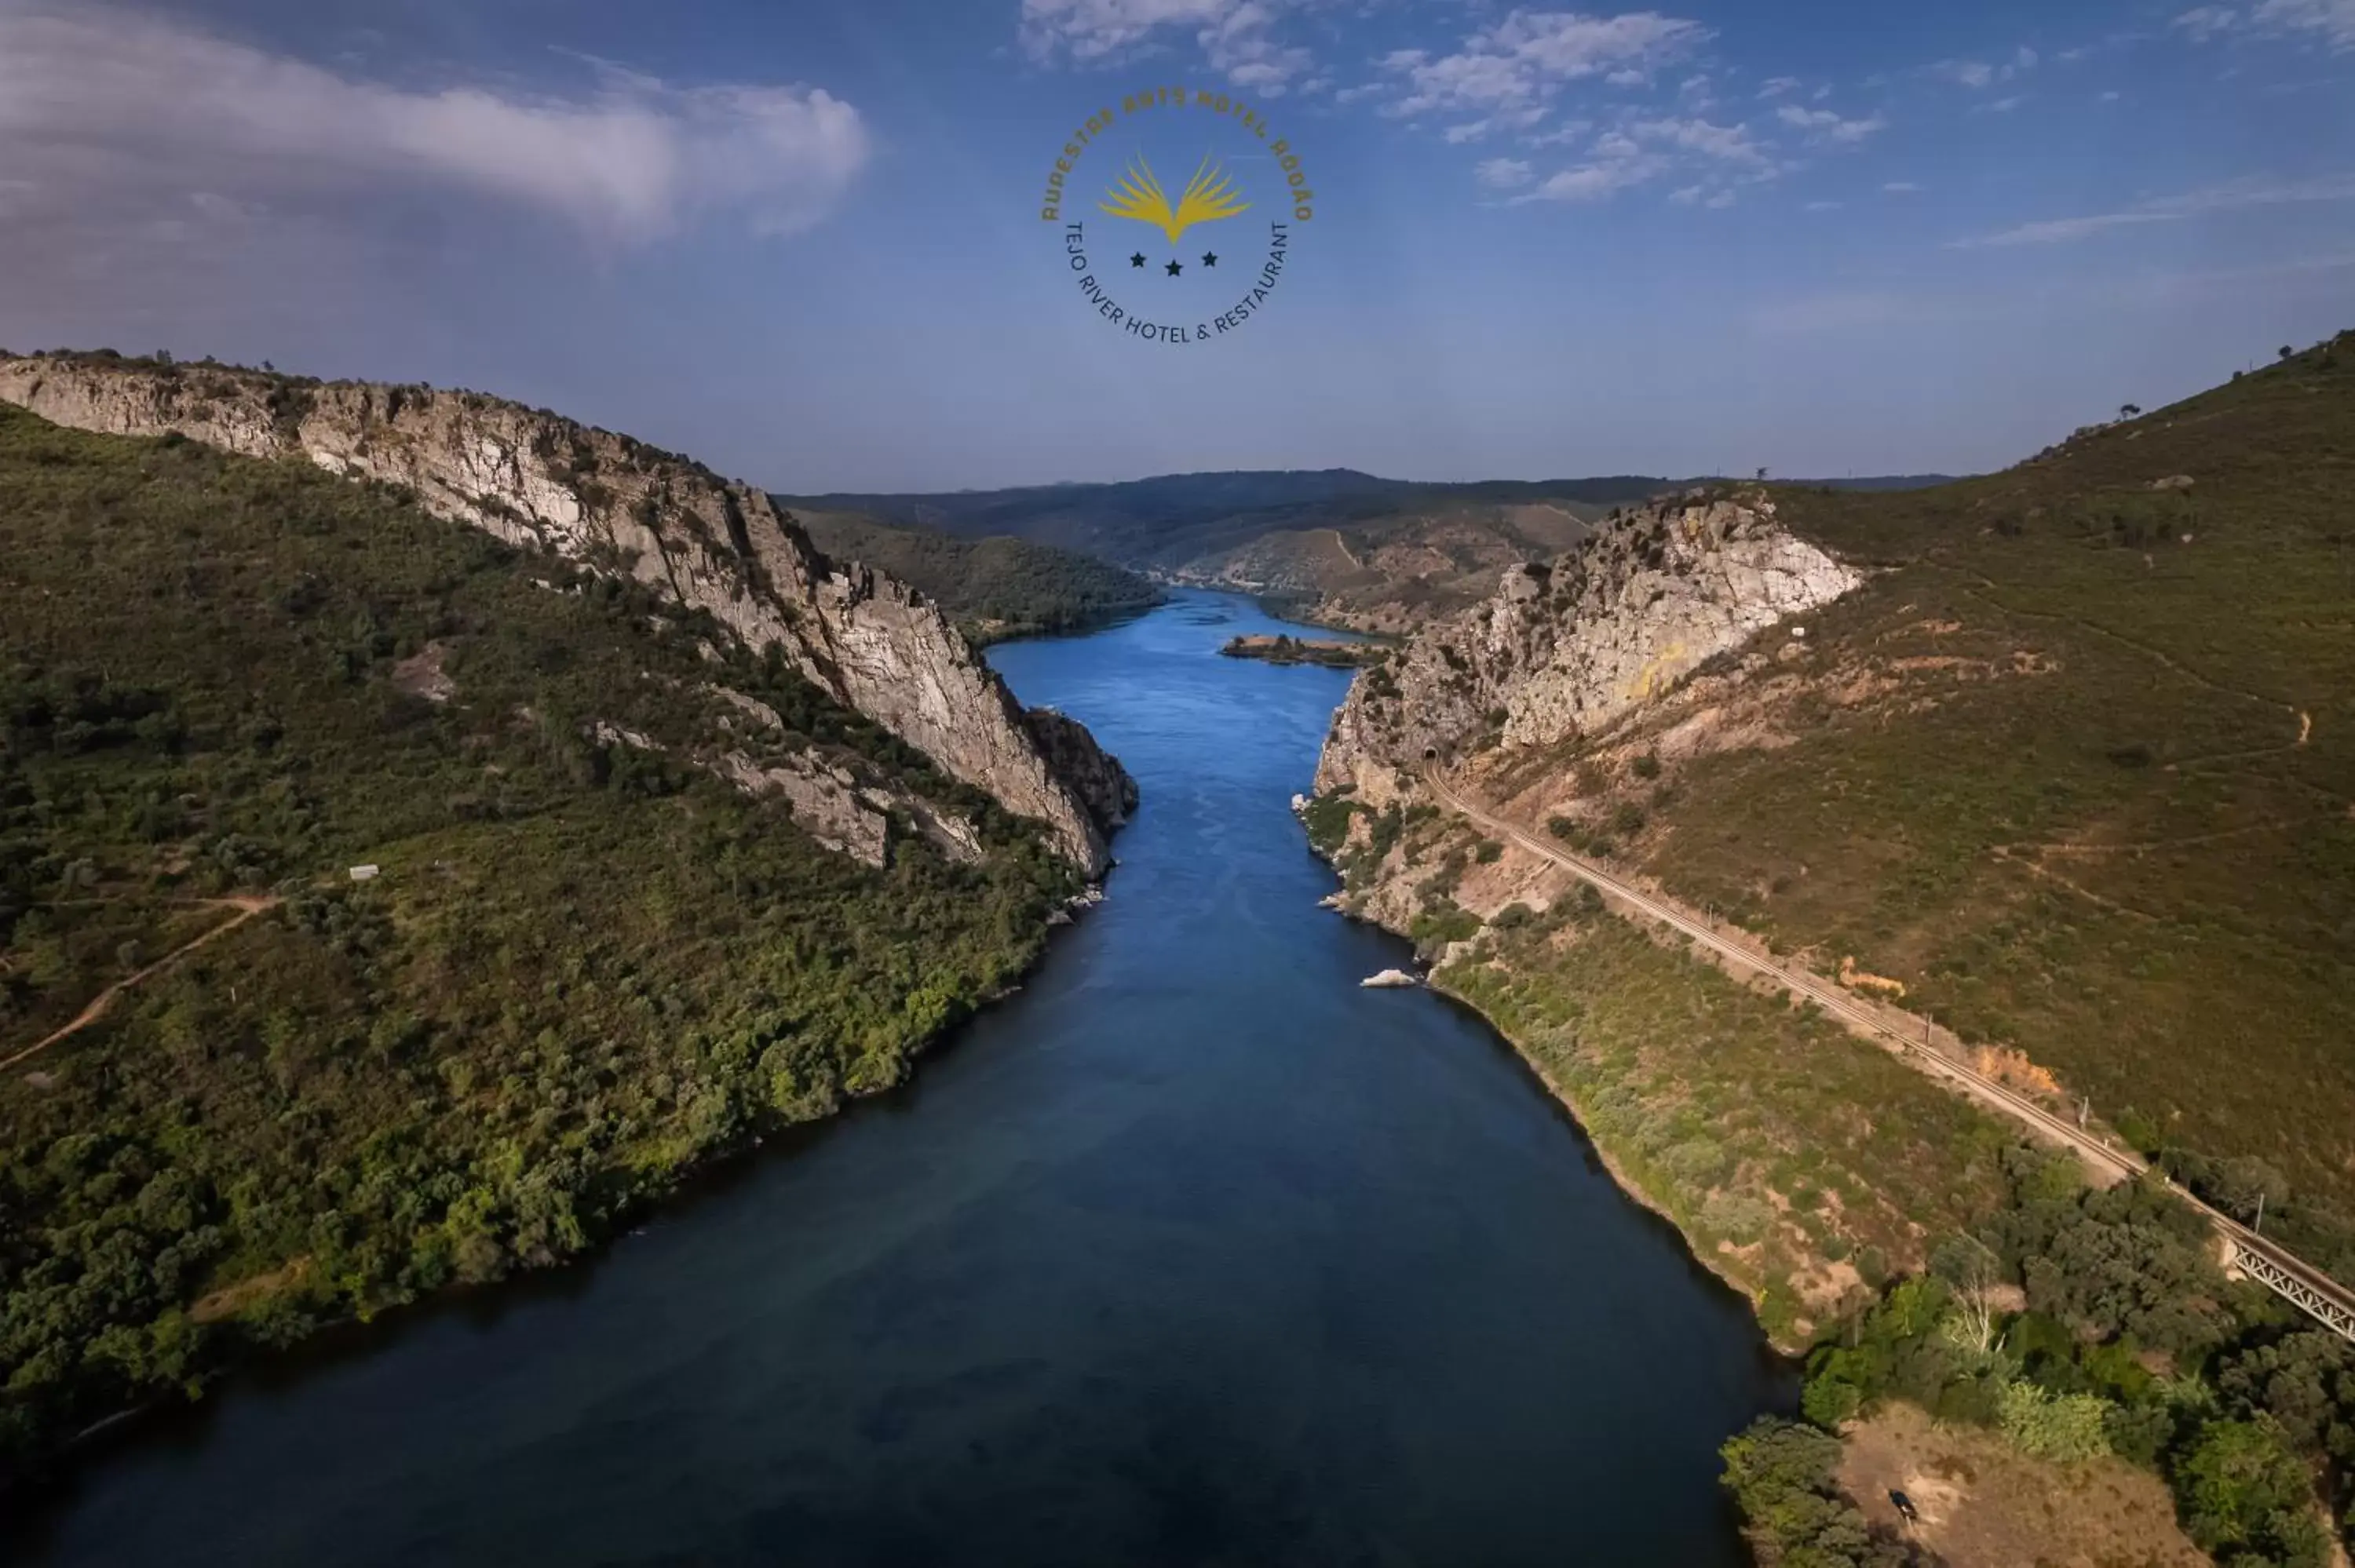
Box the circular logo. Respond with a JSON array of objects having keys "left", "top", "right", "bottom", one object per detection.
[{"left": 1039, "top": 87, "right": 1315, "bottom": 345}]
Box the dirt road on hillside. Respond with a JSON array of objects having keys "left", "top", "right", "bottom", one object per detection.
[{"left": 1, "top": 895, "right": 280, "bottom": 1073}]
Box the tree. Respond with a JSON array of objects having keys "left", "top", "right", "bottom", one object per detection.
[
  {"left": 1930, "top": 1234, "right": 2007, "bottom": 1358},
  {"left": 2175, "top": 1417, "right": 2328, "bottom": 1564},
  {"left": 2280, "top": 345, "right": 2295, "bottom": 361},
  {"left": 2119, "top": 403, "right": 2142, "bottom": 419}
]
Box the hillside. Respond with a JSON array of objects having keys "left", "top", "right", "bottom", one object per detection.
[
  {"left": 0, "top": 403, "right": 1130, "bottom": 1483},
  {"left": 0, "top": 353, "right": 1130, "bottom": 876},
  {"left": 787, "top": 509, "right": 1162, "bottom": 644},
  {"left": 1309, "top": 336, "right": 2355, "bottom": 1564}
]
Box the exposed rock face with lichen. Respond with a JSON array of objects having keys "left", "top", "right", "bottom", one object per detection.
[
  {"left": 0, "top": 352, "right": 1129, "bottom": 874},
  {"left": 1316, "top": 491, "right": 1859, "bottom": 800}
]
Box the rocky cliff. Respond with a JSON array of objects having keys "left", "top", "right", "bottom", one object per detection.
[
  {"left": 0, "top": 353, "right": 1129, "bottom": 874},
  {"left": 1316, "top": 491, "right": 1859, "bottom": 799}
]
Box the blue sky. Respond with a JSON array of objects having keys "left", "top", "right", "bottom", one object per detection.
[{"left": 0, "top": 0, "right": 2349, "bottom": 490}]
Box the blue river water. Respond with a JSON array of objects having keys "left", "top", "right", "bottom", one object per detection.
[{"left": 9, "top": 591, "right": 1788, "bottom": 1566}]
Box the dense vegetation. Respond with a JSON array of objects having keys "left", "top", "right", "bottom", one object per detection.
[
  {"left": 786, "top": 508, "right": 1162, "bottom": 644},
  {"left": 1594, "top": 334, "right": 2355, "bottom": 1256},
  {"left": 0, "top": 408, "right": 1079, "bottom": 1482},
  {"left": 1728, "top": 1145, "right": 2355, "bottom": 1566}
]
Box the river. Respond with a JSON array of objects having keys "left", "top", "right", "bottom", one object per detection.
[{"left": 8, "top": 591, "right": 1789, "bottom": 1566}]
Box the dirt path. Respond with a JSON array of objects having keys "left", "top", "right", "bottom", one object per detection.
[
  {"left": 1421, "top": 765, "right": 2355, "bottom": 1340},
  {"left": 1, "top": 895, "right": 280, "bottom": 1073}
]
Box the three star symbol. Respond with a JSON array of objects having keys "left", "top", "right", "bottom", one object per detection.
[{"left": 1132, "top": 252, "right": 1219, "bottom": 277}]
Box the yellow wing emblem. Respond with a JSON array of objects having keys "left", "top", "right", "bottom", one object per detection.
[{"left": 1099, "top": 154, "right": 1250, "bottom": 244}]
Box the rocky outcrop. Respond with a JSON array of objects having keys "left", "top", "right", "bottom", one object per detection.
[
  {"left": 1024, "top": 708, "right": 1137, "bottom": 839},
  {"left": 1318, "top": 491, "right": 1858, "bottom": 797},
  {"left": 0, "top": 353, "right": 1130, "bottom": 874}
]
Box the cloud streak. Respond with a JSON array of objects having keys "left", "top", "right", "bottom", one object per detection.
[
  {"left": 1949, "top": 173, "right": 2355, "bottom": 246},
  {"left": 0, "top": 6, "right": 871, "bottom": 244}
]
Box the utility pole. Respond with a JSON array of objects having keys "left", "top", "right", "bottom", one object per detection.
[
  {"left": 2077, "top": 1096, "right": 2090, "bottom": 1131},
  {"left": 2255, "top": 1190, "right": 2266, "bottom": 1235}
]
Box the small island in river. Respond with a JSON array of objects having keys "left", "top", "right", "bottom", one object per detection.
[{"left": 1219, "top": 633, "right": 1381, "bottom": 668}]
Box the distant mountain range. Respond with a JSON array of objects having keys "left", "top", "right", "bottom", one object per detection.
[{"left": 780, "top": 469, "right": 1958, "bottom": 631}]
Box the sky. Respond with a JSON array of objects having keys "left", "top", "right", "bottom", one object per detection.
[{"left": 0, "top": 0, "right": 2350, "bottom": 490}]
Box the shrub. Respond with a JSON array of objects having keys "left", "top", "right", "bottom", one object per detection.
[
  {"left": 1631, "top": 751, "right": 1661, "bottom": 780},
  {"left": 1474, "top": 839, "right": 1502, "bottom": 864},
  {"left": 1998, "top": 1380, "right": 2113, "bottom": 1461}
]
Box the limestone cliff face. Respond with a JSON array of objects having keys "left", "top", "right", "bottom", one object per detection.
[
  {"left": 1317, "top": 492, "right": 1859, "bottom": 797},
  {"left": 0, "top": 354, "right": 1129, "bottom": 875}
]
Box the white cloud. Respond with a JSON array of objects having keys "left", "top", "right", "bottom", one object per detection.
[
  {"left": 1476, "top": 156, "right": 1535, "bottom": 188},
  {"left": 1949, "top": 172, "right": 2355, "bottom": 246},
  {"left": 1973, "top": 94, "right": 2026, "bottom": 112},
  {"left": 2171, "top": 5, "right": 2241, "bottom": 39},
  {"left": 1200, "top": 2, "right": 1316, "bottom": 93},
  {"left": 1632, "top": 115, "right": 1770, "bottom": 167},
  {"left": 1803, "top": 199, "right": 1842, "bottom": 210},
  {"left": 1774, "top": 104, "right": 1888, "bottom": 142},
  {"left": 1383, "top": 9, "right": 1711, "bottom": 116},
  {"left": 1519, "top": 118, "right": 1594, "bottom": 146},
  {"left": 2100, "top": 88, "right": 2123, "bottom": 100},
  {"left": 1021, "top": 0, "right": 1238, "bottom": 60},
  {"left": 2171, "top": 0, "right": 2355, "bottom": 46},
  {"left": 2250, "top": 0, "right": 2355, "bottom": 48},
  {"left": 1883, "top": 180, "right": 1923, "bottom": 192},
  {"left": 1933, "top": 48, "right": 2038, "bottom": 89},
  {"left": 1516, "top": 154, "right": 1667, "bottom": 201},
  {"left": 1509, "top": 108, "right": 1774, "bottom": 206},
  {"left": 1704, "top": 188, "right": 1735, "bottom": 208},
  {"left": 1020, "top": 0, "right": 1316, "bottom": 93},
  {"left": 1444, "top": 106, "right": 1553, "bottom": 141},
  {"left": 1605, "top": 67, "right": 1648, "bottom": 85},
  {"left": 0, "top": 7, "right": 869, "bottom": 244},
  {"left": 1756, "top": 75, "right": 1802, "bottom": 97}
]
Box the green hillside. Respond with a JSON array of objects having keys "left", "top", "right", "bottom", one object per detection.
[
  {"left": 788, "top": 507, "right": 1163, "bottom": 643},
  {"left": 0, "top": 408, "right": 1079, "bottom": 1479},
  {"left": 1619, "top": 334, "right": 2355, "bottom": 1272}
]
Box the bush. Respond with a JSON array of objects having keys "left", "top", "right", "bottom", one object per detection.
[
  {"left": 1474, "top": 838, "right": 1502, "bottom": 864},
  {"left": 1720, "top": 1418, "right": 1899, "bottom": 1566},
  {"left": 2174, "top": 1417, "right": 2329, "bottom": 1565},
  {"left": 1998, "top": 1380, "right": 2113, "bottom": 1461},
  {"left": 1632, "top": 752, "right": 1661, "bottom": 780}
]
